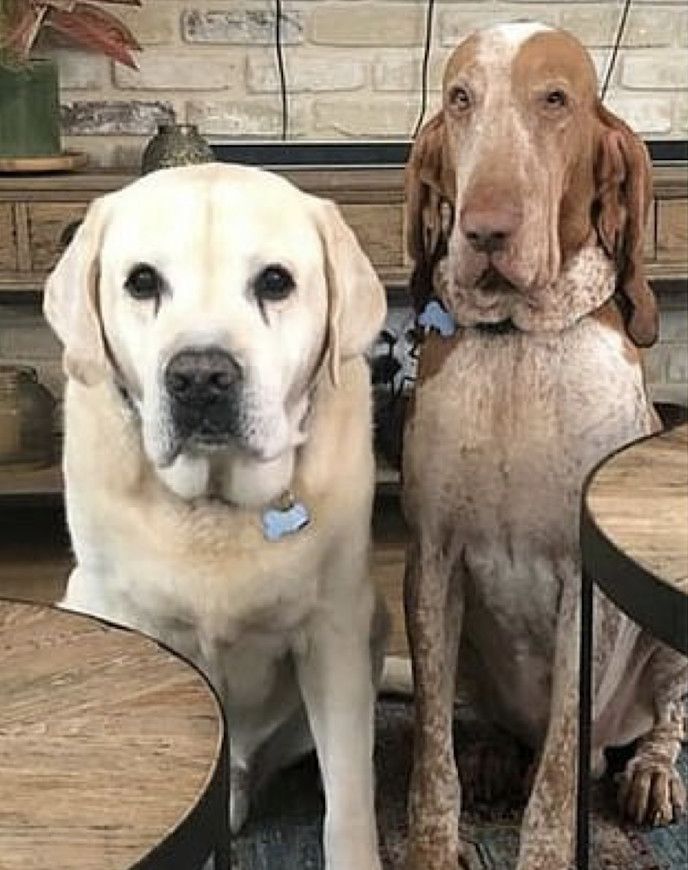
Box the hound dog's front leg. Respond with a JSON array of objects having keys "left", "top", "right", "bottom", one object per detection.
[
  {"left": 516, "top": 562, "right": 580, "bottom": 870},
  {"left": 295, "top": 579, "right": 381, "bottom": 870},
  {"left": 405, "top": 538, "right": 467, "bottom": 870}
]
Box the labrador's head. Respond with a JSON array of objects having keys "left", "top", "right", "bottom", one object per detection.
[{"left": 45, "top": 164, "right": 385, "bottom": 496}]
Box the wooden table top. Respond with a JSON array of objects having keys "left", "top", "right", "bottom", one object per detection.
[
  {"left": 583, "top": 424, "right": 688, "bottom": 653},
  {"left": 0, "top": 600, "right": 226, "bottom": 870},
  {"left": 587, "top": 424, "right": 688, "bottom": 592}
]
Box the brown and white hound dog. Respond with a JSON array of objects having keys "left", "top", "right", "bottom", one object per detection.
[{"left": 402, "top": 22, "right": 687, "bottom": 870}]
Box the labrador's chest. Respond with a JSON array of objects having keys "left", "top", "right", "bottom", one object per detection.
[{"left": 68, "top": 478, "right": 326, "bottom": 647}]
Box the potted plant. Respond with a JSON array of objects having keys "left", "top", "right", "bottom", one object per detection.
[{"left": 0, "top": 0, "right": 141, "bottom": 159}]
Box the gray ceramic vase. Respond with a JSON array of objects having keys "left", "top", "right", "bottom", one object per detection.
[{"left": 141, "top": 123, "right": 214, "bottom": 174}]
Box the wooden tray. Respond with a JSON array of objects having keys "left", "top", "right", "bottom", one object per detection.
[{"left": 0, "top": 151, "right": 88, "bottom": 174}]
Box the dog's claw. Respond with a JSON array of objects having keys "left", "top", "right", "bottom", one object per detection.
[{"left": 618, "top": 757, "right": 687, "bottom": 826}]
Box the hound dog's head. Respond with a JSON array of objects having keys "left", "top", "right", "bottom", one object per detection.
[
  {"left": 407, "top": 22, "right": 657, "bottom": 345},
  {"left": 45, "top": 164, "right": 385, "bottom": 501}
]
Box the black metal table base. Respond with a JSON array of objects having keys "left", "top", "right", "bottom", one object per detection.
[{"left": 576, "top": 568, "right": 594, "bottom": 870}]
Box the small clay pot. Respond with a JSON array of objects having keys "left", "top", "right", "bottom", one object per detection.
[
  {"left": 141, "top": 123, "right": 214, "bottom": 174},
  {"left": 0, "top": 367, "right": 56, "bottom": 469}
]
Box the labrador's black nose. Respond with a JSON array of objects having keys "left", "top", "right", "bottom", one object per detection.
[{"left": 165, "top": 349, "right": 241, "bottom": 407}]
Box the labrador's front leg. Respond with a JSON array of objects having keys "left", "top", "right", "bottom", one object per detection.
[
  {"left": 295, "top": 582, "right": 381, "bottom": 870},
  {"left": 516, "top": 566, "right": 579, "bottom": 870},
  {"left": 405, "top": 539, "right": 465, "bottom": 870}
]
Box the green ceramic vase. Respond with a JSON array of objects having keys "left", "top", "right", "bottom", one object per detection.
[{"left": 0, "top": 59, "right": 61, "bottom": 158}]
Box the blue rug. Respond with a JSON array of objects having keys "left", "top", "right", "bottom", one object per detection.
[{"left": 233, "top": 698, "right": 688, "bottom": 869}]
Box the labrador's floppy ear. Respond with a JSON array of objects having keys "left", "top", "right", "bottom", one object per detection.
[
  {"left": 314, "top": 199, "right": 387, "bottom": 387},
  {"left": 43, "top": 197, "right": 110, "bottom": 386},
  {"left": 594, "top": 102, "right": 657, "bottom": 347},
  {"left": 405, "top": 110, "right": 455, "bottom": 312}
]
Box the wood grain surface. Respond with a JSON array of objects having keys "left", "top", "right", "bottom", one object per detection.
[
  {"left": 587, "top": 424, "right": 688, "bottom": 591},
  {"left": 0, "top": 600, "right": 224, "bottom": 870}
]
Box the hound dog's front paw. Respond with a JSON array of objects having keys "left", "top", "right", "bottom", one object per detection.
[{"left": 618, "top": 756, "right": 687, "bottom": 826}]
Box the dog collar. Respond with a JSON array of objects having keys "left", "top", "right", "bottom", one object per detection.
[
  {"left": 418, "top": 299, "right": 516, "bottom": 338},
  {"left": 261, "top": 490, "right": 310, "bottom": 541}
]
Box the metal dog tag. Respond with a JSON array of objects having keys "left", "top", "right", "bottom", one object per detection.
[
  {"left": 262, "top": 500, "right": 310, "bottom": 542},
  {"left": 418, "top": 299, "right": 457, "bottom": 337}
]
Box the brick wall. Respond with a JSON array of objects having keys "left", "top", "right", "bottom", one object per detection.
[{"left": 47, "top": 0, "right": 688, "bottom": 168}]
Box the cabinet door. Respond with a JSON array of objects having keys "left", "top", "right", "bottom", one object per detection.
[
  {"left": 0, "top": 204, "right": 17, "bottom": 271},
  {"left": 657, "top": 200, "right": 688, "bottom": 263},
  {"left": 27, "top": 202, "right": 88, "bottom": 272}
]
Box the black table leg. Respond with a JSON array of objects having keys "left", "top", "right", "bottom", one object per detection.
[
  {"left": 214, "top": 727, "right": 231, "bottom": 870},
  {"left": 576, "top": 567, "right": 593, "bottom": 869}
]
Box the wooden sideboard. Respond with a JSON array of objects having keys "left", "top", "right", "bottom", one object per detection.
[{"left": 1, "top": 164, "right": 687, "bottom": 296}]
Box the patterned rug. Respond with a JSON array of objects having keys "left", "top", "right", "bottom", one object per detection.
[{"left": 232, "top": 697, "right": 688, "bottom": 869}]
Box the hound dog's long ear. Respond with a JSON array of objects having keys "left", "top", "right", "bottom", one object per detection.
[
  {"left": 594, "top": 103, "right": 658, "bottom": 347},
  {"left": 314, "top": 199, "right": 387, "bottom": 387},
  {"left": 405, "top": 111, "right": 455, "bottom": 312},
  {"left": 44, "top": 196, "right": 111, "bottom": 386}
]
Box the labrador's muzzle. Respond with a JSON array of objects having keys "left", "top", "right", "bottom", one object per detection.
[{"left": 164, "top": 347, "right": 242, "bottom": 446}]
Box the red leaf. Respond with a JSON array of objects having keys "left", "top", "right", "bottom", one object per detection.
[
  {"left": 43, "top": 4, "right": 141, "bottom": 68},
  {"left": 1, "top": 7, "right": 47, "bottom": 61}
]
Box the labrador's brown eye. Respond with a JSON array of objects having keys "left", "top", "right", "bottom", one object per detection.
[
  {"left": 545, "top": 89, "right": 568, "bottom": 108},
  {"left": 449, "top": 85, "right": 471, "bottom": 112},
  {"left": 125, "top": 264, "right": 163, "bottom": 300},
  {"left": 254, "top": 265, "right": 295, "bottom": 302}
]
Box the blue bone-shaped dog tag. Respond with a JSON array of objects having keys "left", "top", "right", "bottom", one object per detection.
[
  {"left": 418, "top": 299, "right": 457, "bottom": 337},
  {"left": 262, "top": 501, "right": 310, "bottom": 542}
]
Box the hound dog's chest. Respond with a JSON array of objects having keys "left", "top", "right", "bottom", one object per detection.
[
  {"left": 403, "top": 318, "right": 654, "bottom": 741},
  {"left": 404, "top": 317, "right": 652, "bottom": 536}
]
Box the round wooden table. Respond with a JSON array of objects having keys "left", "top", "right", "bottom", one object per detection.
[
  {"left": 583, "top": 422, "right": 688, "bottom": 654},
  {"left": 576, "top": 422, "right": 688, "bottom": 869},
  {"left": 0, "top": 599, "right": 229, "bottom": 870}
]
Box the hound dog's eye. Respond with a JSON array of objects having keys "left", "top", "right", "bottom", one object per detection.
[
  {"left": 125, "top": 264, "right": 163, "bottom": 300},
  {"left": 254, "top": 265, "right": 295, "bottom": 302},
  {"left": 449, "top": 85, "right": 471, "bottom": 112},
  {"left": 544, "top": 89, "right": 568, "bottom": 109}
]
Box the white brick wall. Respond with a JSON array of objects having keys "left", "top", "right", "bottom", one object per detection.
[{"left": 48, "top": 0, "right": 687, "bottom": 167}]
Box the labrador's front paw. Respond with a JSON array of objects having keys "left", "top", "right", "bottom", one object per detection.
[
  {"left": 618, "top": 755, "right": 687, "bottom": 826},
  {"left": 324, "top": 818, "right": 381, "bottom": 870}
]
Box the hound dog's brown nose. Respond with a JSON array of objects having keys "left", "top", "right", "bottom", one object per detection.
[{"left": 460, "top": 202, "right": 523, "bottom": 254}]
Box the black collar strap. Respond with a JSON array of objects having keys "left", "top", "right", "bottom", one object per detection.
[{"left": 417, "top": 297, "right": 517, "bottom": 338}]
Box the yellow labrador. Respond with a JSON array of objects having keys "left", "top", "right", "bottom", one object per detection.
[{"left": 44, "top": 163, "right": 387, "bottom": 870}]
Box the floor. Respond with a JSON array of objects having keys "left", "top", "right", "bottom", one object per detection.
[
  {"left": 0, "top": 493, "right": 411, "bottom": 656},
  {"left": 2, "top": 495, "right": 687, "bottom": 869}
]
